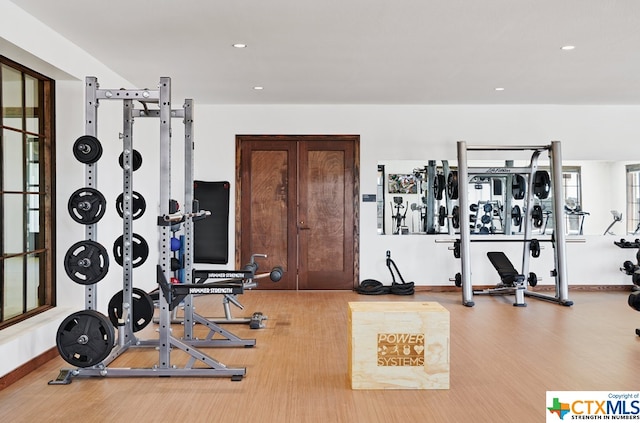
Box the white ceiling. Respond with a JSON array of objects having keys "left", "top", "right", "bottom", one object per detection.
[{"left": 8, "top": 0, "right": 640, "bottom": 105}]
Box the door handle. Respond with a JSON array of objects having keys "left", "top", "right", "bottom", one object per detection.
[{"left": 298, "top": 221, "right": 311, "bottom": 230}]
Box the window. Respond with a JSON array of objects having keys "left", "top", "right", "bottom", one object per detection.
[
  {"left": 1, "top": 56, "right": 55, "bottom": 328},
  {"left": 626, "top": 164, "right": 640, "bottom": 235},
  {"left": 538, "top": 166, "right": 582, "bottom": 234},
  {"left": 561, "top": 167, "right": 582, "bottom": 210}
]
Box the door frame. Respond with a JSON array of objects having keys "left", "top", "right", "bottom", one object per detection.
[{"left": 235, "top": 134, "right": 360, "bottom": 289}]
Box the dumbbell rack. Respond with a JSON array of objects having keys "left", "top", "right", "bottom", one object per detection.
[{"left": 51, "top": 77, "right": 246, "bottom": 384}]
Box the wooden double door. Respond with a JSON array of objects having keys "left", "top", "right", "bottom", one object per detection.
[{"left": 237, "top": 135, "right": 359, "bottom": 290}]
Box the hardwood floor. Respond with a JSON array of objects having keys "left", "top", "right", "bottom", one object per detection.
[{"left": 0, "top": 290, "right": 638, "bottom": 422}]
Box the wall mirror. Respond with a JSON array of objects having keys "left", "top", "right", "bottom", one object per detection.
[{"left": 376, "top": 159, "right": 639, "bottom": 237}]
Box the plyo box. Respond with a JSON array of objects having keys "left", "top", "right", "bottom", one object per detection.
[{"left": 348, "top": 301, "right": 450, "bottom": 390}]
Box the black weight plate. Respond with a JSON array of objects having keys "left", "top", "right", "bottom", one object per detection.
[
  {"left": 483, "top": 203, "right": 493, "bottom": 213},
  {"left": 68, "top": 187, "right": 107, "bottom": 225},
  {"left": 171, "top": 257, "right": 182, "bottom": 271},
  {"left": 451, "top": 205, "right": 460, "bottom": 229},
  {"left": 115, "top": 191, "right": 146, "bottom": 220},
  {"left": 64, "top": 240, "right": 110, "bottom": 285},
  {"left": 73, "top": 135, "right": 103, "bottom": 164},
  {"left": 530, "top": 239, "right": 541, "bottom": 258},
  {"left": 511, "top": 205, "right": 522, "bottom": 227},
  {"left": 107, "top": 288, "right": 154, "bottom": 332},
  {"left": 528, "top": 272, "right": 538, "bottom": 287},
  {"left": 113, "top": 233, "right": 149, "bottom": 268},
  {"left": 447, "top": 171, "right": 458, "bottom": 200},
  {"left": 438, "top": 205, "right": 447, "bottom": 226},
  {"left": 531, "top": 205, "right": 544, "bottom": 228},
  {"left": 434, "top": 174, "right": 446, "bottom": 201},
  {"left": 56, "top": 310, "right": 115, "bottom": 368},
  {"left": 533, "top": 171, "right": 551, "bottom": 199},
  {"left": 118, "top": 149, "right": 143, "bottom": 171},
  {"left": 481, "top": 214, "right": 492, "bottom": 224},
  {"left": 512, "top": 174, "right": 526, "bottom": 200}
]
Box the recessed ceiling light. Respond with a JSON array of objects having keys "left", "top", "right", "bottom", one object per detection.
[
  {"left": 253, "top": 86, "right": 264, "bottom": 90},
  {"left": 232, "top": 43, "right": 247, "bottom": 48},
  {"left": 495, "top": 87, "right": 505, "bottom": 91},
  {"left": 561, "top": 45, "right": 575, "bottom": 50}
]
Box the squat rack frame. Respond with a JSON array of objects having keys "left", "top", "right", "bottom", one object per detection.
[
  {"left": 455, "top": 140, "right": 572, "bottom": 307},
  {"left": 52, "top": 77, "right": 246, "bottom": 383}
]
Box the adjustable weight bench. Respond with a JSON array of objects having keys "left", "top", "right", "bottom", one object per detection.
[{"left": 484, "top": 251, "right": 527, "bottom": 307}]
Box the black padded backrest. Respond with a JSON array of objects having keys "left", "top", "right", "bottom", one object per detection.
[
  {"left": 193, "top": 181, "right": 230, "bottom": 264},
  {"left": 487, "top": 251, "right": 519, "bottom": 284}
]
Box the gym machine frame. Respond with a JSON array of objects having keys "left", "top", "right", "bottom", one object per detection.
[
  {"left": 455, "top": 141, "right": 572, "bottom": 307},
  {"left": 52, "top": 77, "right": 247, "bottom": 383}
]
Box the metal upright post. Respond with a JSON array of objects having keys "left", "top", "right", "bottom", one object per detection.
[
  {"left": 550, "top": 141, "right": 571, "bottom": 304},
  {"left": 84, "top": 76, "right": 99, "bottom": 311},
  {"left": 182, "top": 99, "right": 195, "bottom": 340},
  {"left": 457, "top": 141, "right": 474, "bottom": 306},
  {"left": 157, "top": 77, "right": 173, "bottom": 368},
  {"left": 119, "top": 99, "right": 136, "bottom": 343},
  {"left": 183, "top": 99, "right": 194, "bottom": 283}
]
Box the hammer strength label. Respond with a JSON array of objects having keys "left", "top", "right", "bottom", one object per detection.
[
  {"left": 377, "top": 333, "right": 425, "bottom": 366},
  {"left": 189, "top": 287, "right": 234, "bottom": 294}
]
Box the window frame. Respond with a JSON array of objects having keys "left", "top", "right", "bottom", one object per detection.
[
  {"left": 0, "top": 55, "right": 56, "bottom": 329},
  {"left": 626, "top": 164, "right": 640, "bottom": 235}
]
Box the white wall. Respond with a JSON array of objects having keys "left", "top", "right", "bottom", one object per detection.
[{"left": 3, "top": 0, "right": 640, "bottom": 378}]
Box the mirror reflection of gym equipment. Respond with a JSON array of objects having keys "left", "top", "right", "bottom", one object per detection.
[
  {"left": 391, "top": 196, "right": 408, "bottom": 235},
  {"left": 378, "top": 160, "right": 629, "bottom": 236}
]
